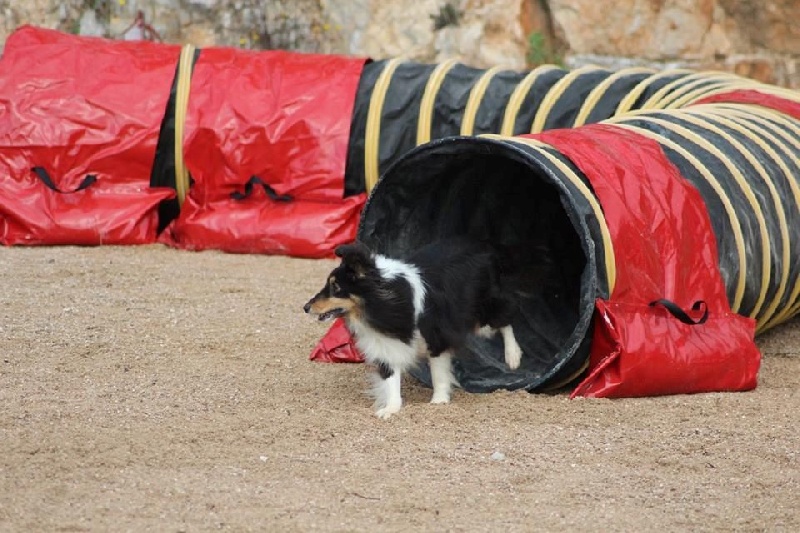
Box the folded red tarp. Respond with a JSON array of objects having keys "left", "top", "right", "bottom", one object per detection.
[{"left": 309, "top": 318, "right": 363, "bottom": 363}]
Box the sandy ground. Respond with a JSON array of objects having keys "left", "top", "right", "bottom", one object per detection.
[{"left": 1, "top": 244, "right": 798, "bottom": 532}]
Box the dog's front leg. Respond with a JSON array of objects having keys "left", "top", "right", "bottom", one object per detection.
[
  {"left": 373, "top": 362, "right": 403, "bottom": 419},
  {"left": 429, "top": 351, "right": 454, "bottom": 404}
]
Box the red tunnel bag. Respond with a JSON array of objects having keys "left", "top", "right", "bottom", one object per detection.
[
  {"left": 527, "top": 126, "right": 760, "bottom": 398},
  {"left": 159, "top": 46, "right": 367, "bottom": 257},
  {"left": 0, "top": 26, "right": 177, "bottom": 245}
]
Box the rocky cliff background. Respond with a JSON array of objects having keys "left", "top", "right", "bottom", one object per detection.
[{"left": 0, "top": 0, "right": 797, "bottom": 88}]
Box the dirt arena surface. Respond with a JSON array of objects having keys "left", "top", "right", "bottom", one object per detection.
[{"left": 1, "top": 244, "right": 798, "bottom": 532}]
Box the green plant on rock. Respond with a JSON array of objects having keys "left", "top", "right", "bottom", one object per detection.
[{"left": 527, "top": 31, "right": 563, "bottom": 67}]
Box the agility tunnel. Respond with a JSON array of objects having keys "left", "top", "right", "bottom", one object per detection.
[
  {"left": 0, "top": 25, "right": 773, "bottom": 257},
  {"left": 346, "top": 91, "right": 800, "bottom": 396}
]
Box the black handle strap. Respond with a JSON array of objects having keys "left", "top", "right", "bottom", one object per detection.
[
  {"left": 231, "top": 176, "right": 293, "bottom": 202},
  {"left": 32, "top": 166, "right": 97, "bottom": 193},
  {"left": 649, "top": 299, "right": 709, "bottom": 325}
]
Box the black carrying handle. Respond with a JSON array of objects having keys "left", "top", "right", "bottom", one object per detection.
[
  {"left": 231, "top": 176, "right": 293, "bottom": 202},
  {"left": 649, "top": 299, "right": 709, "bottom": 325},
  {"left": 32, "top": 166, "right": 97, "bottom": 193}
]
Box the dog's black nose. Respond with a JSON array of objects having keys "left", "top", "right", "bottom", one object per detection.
[{"left": 303, "top": 302, "right": 311, "bottom": 313}]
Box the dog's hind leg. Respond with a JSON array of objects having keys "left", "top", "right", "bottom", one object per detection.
[
  {"left": 501, "top": 325, "right": 523, "bottom": 369},
  {"left": 429, "top": 351, "right": 454, "bottom": 404},
  {"left": 475, "top": 325, "right": 496, "bottom": 339}
]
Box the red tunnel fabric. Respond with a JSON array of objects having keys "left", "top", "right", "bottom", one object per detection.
[
  {"left": 524, "top": 125, "right": 760, "bottom": 398},
  {"left": 158, "top": 46, "right": 367, "bottom": 257},
  {"left": 0, "top": 26, "right": 177, "bottom": 245}
]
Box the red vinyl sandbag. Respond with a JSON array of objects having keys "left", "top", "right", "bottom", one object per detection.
[
  {"left": 570, "top": 299, "right": 759, "bottom": 398},
  {"left": 161, "top": 46, "right": 367, "bottom": 257},
  {"left": 0, "top": 167, "right": 174, "bottom": 245},
  {"left": 0, "top": 26, "right": 179, "bottom": 245},
  {"left": 161, "top": 179, "right": 365, "bottom": 257},
  {"left": 525, "top": 125, "right": 760, "bottom": 398}
]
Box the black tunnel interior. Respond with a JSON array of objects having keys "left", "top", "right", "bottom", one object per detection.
[{"left": 357, "top": 137, "right": 598, "bottom": 392}]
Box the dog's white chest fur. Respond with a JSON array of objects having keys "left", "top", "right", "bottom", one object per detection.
[{"left": 347, "top": 317, "right": 418, "bottom": 370}]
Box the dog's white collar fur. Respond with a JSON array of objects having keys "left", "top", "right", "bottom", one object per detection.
[{"left": 374, "top": 254, "right": 426, "bottom": 319}]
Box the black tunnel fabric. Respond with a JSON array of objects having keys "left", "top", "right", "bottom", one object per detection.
[
  {"left": 531, "top": 66, "right": 613, "bottom": 132},
  {"left": 343, "top": 62, "right": 763, "bottom": 197},
  {"left": 150, "top": 46, "right": 201, "bottom": 231},
  {"left": 356, "top": 98, "right": 800, "bottom": 393}
]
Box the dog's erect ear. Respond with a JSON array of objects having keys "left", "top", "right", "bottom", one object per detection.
[{"left": 335, "top": 241, "right": 373, "bottom": 278}]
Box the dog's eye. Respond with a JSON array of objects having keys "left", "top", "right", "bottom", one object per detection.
[{"left": 330, "top": 281, "right": 341, "bottom": 294}]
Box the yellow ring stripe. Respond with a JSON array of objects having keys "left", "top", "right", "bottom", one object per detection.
[
  {"left": 714, "top": 106, "right": 800, "bottom": 322},
  {"left": 695, "top": 107, "right": 800, "bottom": 329},
  {"left": 604, "top": 119, "right": 749, "bottom": 311},
  {"left": 174, "top": 44, "right": 196, "bottom": 206},
  {"left": 709, "top": 104, "right": 800, "bottom": 319},
  {"left": 658, "top": 74, "right": 746, "bottom": 108},
  {"left": 572, "top": 67, "right": 656, "bottom": 127},
  {"left": 709, "top": 102, "right": 800, "bottom": 128},
  {"left": 531, "top": 65, "right": 606, "bottom": 133},
  {"left": 621, "top": 114, "right": 770, "bottom": 319},
  {"left": 614, "top": 69, "right": 693, "bottom": 115},
  {"left": 460, "top": 66, "right": 506, "bottom": 136},
  {"left": 640, "top": 72, "right": 739, "bottom": 110},
  {"left": 364, "top": 58, "right": 406, "bottom": 193},
  {"left": 500, "top": 65, "right": 560, "bottom": 136},
  {"left": 679, "top": 82, "right": 800, "bottom": 107},
  {"left": 665, "top": 79, "right": 759, "bottom": 109},
  {"left": 416, "top": 59, "right": 459, "bottom": 145},
  {"left": 674, "top": 109, "right": 790, "bottom": 331},
  {"left": 482, "top": 134, "right": 617, "bottom": 295}
]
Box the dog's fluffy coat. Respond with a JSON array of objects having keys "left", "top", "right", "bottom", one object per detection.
[{"left": 304, "top": 238, "right": 522, "bottom": 419}]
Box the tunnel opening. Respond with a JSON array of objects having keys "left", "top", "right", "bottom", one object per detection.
[{"left": 358, "top": 137, "right": 599, "bottom": 392}]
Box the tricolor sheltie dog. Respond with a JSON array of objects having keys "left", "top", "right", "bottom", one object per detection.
[{"left": 304, "top": 238, "right": 523, "bottom": 419}]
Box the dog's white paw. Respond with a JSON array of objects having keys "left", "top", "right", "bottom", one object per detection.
[
  {"left": 505, "top": 342, "right": 522, "bottom": 370},
  {"left": 430, "top": 393, "right": 451, "bottom": 404},
  {"left": 375, "top": 404, "right": 402, "bottom": 419}
]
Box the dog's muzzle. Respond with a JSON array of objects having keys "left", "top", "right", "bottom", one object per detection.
[{"left": 303, "top": 301, "right": 345, "bottom": 322}]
